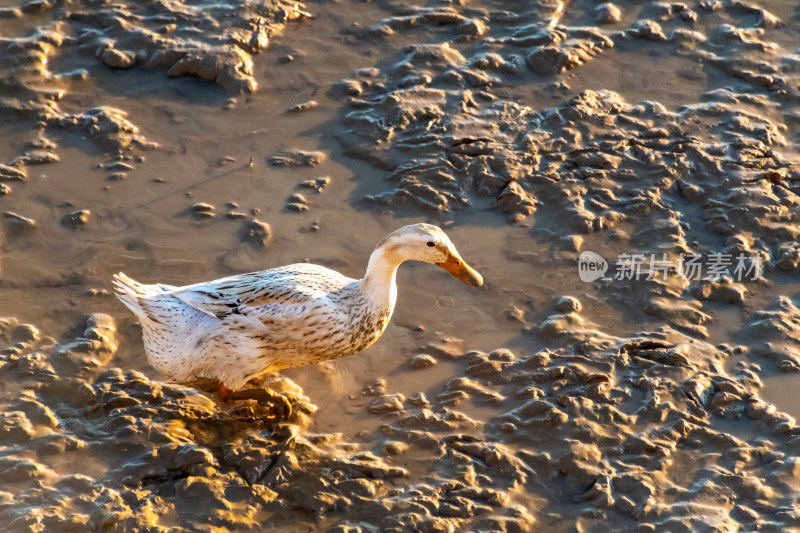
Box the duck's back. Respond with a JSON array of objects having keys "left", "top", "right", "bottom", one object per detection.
[{"left": 171, "top": 264, "right": 355, "bottom": 316}]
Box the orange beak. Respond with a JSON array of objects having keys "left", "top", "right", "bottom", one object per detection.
[{"left": 437, "top": 251, "right": 483, "bottom": 286}]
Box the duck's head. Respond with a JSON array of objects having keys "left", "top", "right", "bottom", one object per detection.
[{"left": 377, "top": 223, "right": 483, "bottom": 286}]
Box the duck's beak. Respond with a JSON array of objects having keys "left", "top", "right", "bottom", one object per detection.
[{"left": 437, "top": 250, "right": 483, "bottom": 287}]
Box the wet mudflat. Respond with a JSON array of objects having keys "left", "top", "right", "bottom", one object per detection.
[{"left": 2, "top": 0, "right": 800, "bottom": 531}]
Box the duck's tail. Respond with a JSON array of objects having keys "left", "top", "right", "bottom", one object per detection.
[{"left": 112, "top": 272, "right": 168, "bottom": 318}]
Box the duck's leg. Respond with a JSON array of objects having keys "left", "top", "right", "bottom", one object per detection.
[{"left": 219, "top": 385, "right": 292, "bottom": 419}]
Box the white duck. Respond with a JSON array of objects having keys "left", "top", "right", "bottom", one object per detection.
[{"left": 113, "top": 223, "right": 482, "bottom": 417}]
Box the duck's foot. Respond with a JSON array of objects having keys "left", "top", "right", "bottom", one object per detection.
[{"left": 219, "top": 385, "right": 292, "bottom": 419}]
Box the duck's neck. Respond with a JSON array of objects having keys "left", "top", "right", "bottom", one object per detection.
[{"left": 359, "top": 245, "right": 402, "bottom": 309}]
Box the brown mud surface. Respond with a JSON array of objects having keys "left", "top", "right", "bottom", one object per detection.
[{"left": 2, "top": 0, "right": 800, "bottom": 531}]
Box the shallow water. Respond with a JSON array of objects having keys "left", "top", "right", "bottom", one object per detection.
[{"left": 2, "top": 0, "right": 800, "bottom": 531}]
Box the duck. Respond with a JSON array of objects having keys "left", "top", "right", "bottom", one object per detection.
[{"left": 113, "top": 223, "right": 483, "bottom": 417}]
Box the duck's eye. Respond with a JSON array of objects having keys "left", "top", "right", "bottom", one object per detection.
[{"left": 426, "top": 241, "right": 435, "bottom": 247}]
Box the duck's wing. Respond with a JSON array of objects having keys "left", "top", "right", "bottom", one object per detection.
[{"left": 168, "top": 264, "right": 353, "bottom": 320}]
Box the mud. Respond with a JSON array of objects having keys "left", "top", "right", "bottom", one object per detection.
[{"left": 2, "top": 0, "right": 800, "bottom": 531}]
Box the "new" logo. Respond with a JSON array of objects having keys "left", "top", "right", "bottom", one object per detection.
[{"left": 578, "top": 251, "right": 607, "bottom": 282}]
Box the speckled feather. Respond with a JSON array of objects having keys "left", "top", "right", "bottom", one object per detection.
[{"left": 113, "top": 224, "right": 481, "bottom": 389}]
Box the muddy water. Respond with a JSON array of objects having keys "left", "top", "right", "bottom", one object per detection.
[{"left": 3, "top": 0, "right": 800, "bottom": 531}]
